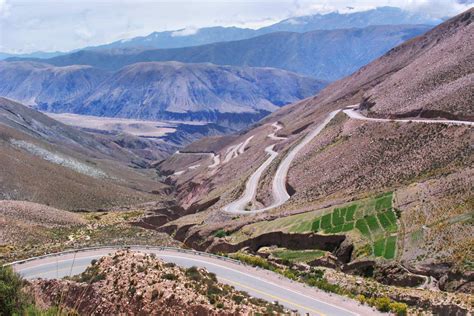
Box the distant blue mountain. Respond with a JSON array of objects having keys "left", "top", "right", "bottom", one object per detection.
[
  {"left": 0, "top": 51, "right": 65, "bottom": 61},
  {"left": 9, "top": 24, "right": 431, "bottom": 81},
  {"left": 84, "top": 6, "right": 441, "bottom": 51},
  {"left": 1, "top": 6, "right": 442, "bottom": 59}
]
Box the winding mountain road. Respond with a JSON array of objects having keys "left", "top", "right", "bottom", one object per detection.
[
  {"left": 11, "top": 247, "right": 380, "bottom": 316},
  {"left": 223, "top": 107, "right": 473, "bottom": 214},
  {"left": 224, "top": 110, "right": 340, "bottom": 214},
  {"left": 343, "top": 109, "right": 474, "bottom": 126},
  {"left": 223, "top": 144, "right": 278, "bottom": 213}
]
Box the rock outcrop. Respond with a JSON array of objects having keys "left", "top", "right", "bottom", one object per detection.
[{"left": 27, "top": 250, "right": 287, "bottom": 315}]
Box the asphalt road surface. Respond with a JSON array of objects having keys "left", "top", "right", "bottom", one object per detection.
[
  {"left": 12, "top": 247, "right": 381, "bottom": 316},
  {"left": 223, "top": 107, "right": 473, "bottom": 214},
  {"left": 343, "top": 109, "right": 474, "bottom": 126},
  {"left": 223, "top": 110, "right": 340, "bottom": 214}
]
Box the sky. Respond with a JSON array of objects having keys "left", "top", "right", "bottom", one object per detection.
[{"left": 0, "top": 0, "right": 472, "bottom": 54}]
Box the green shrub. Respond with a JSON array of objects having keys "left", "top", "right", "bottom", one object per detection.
[
  {"left": 232, "top": 294, "right": 244, "bottom": 304},
  {"left": 207, "top": 284, "right": 222, "bottom": 296},
  {"left": 213, "top": 230, "right": 228, "bottom": 238},
  {"left": 70, "top": 264, "right": 105, "bottom": 283},
  {"left": 372, "top": 296, "right": 391, "bottom": 312},
  {"left": 356, "top": 294, "right": 366, "bottom": 304},
  {"left": 282, "top": 269, "right": 297, "bottom": 280},
  {"left": 162, "top": 273, "right": 178, "bottom": 280},
  {"left": 230, "top": 253, "right": 273, "bottom": 270},
  {"left": 389, "top": 302, "right": 408, "bottom": 316},
  {"left": 185, "top": 266, "right": 202, "bottom": 281},
  {"left": 0, "top": 266, "right": 28, "bottom": 315}
]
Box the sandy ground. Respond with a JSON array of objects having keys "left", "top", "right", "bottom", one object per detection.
[{"left": 45, "top": 112, "right": 201, "bottom": 137}]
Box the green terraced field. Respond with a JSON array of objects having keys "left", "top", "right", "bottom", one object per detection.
[
  {"left": 272, "top": 249, "right": 326, "bottom": 263},
  {"left": 373, "top": 238, "right": 386, "bottom": 257},
  {"left": 384, "top": 236, "right": 397, "bottom": 259},
  {"left": 309, "top": 192, "right": 397, "bottom": 259},
  {"left": 230, "top": 192, "right": 398, "bottom": 260}
]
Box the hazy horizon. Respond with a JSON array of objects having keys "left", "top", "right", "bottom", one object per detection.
[{"left": 0, "top": 0, "right": 473, "bottom": 54}]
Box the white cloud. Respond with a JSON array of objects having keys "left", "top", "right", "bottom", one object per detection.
[
  {"left": 0, "top": 0, "right": 11, "bottom": 18},
  {"left": 1, "top": 0, "right": 472, "bottom": 53},
  {"left": 75, "top": 25, "right": 94, "bottom": 41},
  {"left": 171, "top": 26, "right": 199, "bottom": 37},
  {"left": 400, "top": 0, "right": 473, "bottom": 18},
  {"left": 288, "top": 0, "right": 472, "bottom": 19}
]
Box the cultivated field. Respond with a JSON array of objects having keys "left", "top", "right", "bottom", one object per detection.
[{"left": 229, "top": 192, "right": 399, "bottom": 260}]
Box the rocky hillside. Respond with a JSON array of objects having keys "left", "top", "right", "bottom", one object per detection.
[
  {"left": 361, "top": 8, "right": 474, "bottom": 120},
  {"left": 9, "top": 25, "right": 431, "bottom": 81},
  {"left": 27, "top": 250, "right": 287, "bottom": 315},
  {"left": 0, "top": 61, "right": 323, "bottom": 127},
  {"left": 0, "top": 61, "right": 108, "bottom": 108},
  {"left": 0, "top": 97, "right": 167, "bottom": 210},
  {"left": 150, "top": 8, "right": 474, "bottom": 295},
  {"left": 75, "top": 61, "right": 324, "bottom": 124}
]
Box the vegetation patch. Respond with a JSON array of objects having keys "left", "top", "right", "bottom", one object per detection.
[
  {"left": 272, "top": 249, "right": 326, "bottom": 263},
  {"left": 228, "top": 192, "right": 398, "bottom": 260}
]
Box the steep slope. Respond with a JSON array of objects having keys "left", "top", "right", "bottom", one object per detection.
[
  {"left": 75, "top": 62, "right": 324, "bottom": 123},
  {"left": 0, "top": 61, "right": 109, "bottom": 108},
  {"left": 361, "top": 9, "right": 474, "bottom": 120},
  {"left": 155, "top": 8, "right": 473, "bottom": 293},
  {"left": 9, "top": 25, "right": 431, "bottom": 81},
  {"left": 83, "top": 7, "right": 440, "bottom": 51},
  {"left": 0, "top": 61, "right": 323, "bottom": 127},
  {"left": 0, "top": 97, "right": 167, "bottom": 210}
]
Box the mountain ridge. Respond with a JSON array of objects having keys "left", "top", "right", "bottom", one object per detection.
[
  {"left": 0, "top": 61, "right": 324, "bottom": 127},
  {"left": 7, "top": 25, "right": 431, "bottom": 81}
]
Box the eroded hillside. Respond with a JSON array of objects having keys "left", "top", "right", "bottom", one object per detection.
[{"left": 149, "top": 9, "right": 474, "bottom": 303}]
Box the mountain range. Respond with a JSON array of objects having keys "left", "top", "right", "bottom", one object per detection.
[
  {"left": 0, "top": 61, "right": 324, "bottom": 127},
  {"left": 0, "top": 6, "right": 441, "bottom": 60},
  {"left": 7, "top": 24, "right": 431, "bottom": 81},
  {"left": 85, "top": 6, "right": 441, "bottom": 51},
  {"left": 153, "top": 8, "right": 474, "bottom": 301},
  {"left": 1, "top": 5, "right": 474, "bottom": 315}
]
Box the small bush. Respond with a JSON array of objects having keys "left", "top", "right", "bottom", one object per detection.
[
  {"left": 389, "top": 302, "right": 408, "bottom": 316},
  {"left": 0, "top": 266, "right": 28, "bottom": 315},
  {"left": 213, "top": 230, "right": 228, "bottom": 238},
  {"left": 162, "top": 273, "right": 178, "bottom": 281},
  {"left": 207, "top": 284, "right": 222, "bottom": 296},
  {"left": 232, "top": 294, "right": 244, "bottom": 304},
  {"left": 362, "top": 296, "right": 407, "bottom": 315},
  {"left": 372, "top": 296, "right": 391, "bottom": 312},
  {"left": 230, "top": 253, "right": 273, "bottom": 270},
  {"left": 185, "top": 267, "right": 202, "bottom": 281}
]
